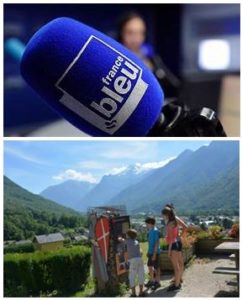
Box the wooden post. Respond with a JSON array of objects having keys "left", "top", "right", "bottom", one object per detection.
[
  {"left": 92, "top": 212, "right": 130, "bottom": 295},
  {"left": 106, "top": 238, "right": 120, "bottom": 292}
]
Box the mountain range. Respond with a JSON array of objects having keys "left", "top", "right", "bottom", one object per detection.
[
  {"left": 39, "top": 141, "right": 239, "bottom": 214},
  {"left": 109, "top": 141, "right": 239, "bottom": 213},
  {"left": 5, "top": 141, "right": 239, "bottom": 216},
  {"left": 41, "top": 180, "right": 95, "bottom": 211},
  {"left": 40, "top": 165, "right": 157, "bottom": 211}
]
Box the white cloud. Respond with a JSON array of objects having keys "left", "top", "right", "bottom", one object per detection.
[
  {"left": 53, "top": 169, "right": 98, "bottom": 184},
  {"left": 4, "top": 145, "right": 50, "bottom": 166}
]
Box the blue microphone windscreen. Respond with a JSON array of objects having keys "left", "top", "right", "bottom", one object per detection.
[{"left": 21, "top": 17, "right": 164, "bottom": 136}]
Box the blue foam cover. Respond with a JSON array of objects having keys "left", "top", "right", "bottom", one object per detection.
[{"left": 21, "top": 17, "right": 164, "bottom": 136}]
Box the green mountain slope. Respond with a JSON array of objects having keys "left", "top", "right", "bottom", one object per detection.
[{"left": 4, "top": 176, "right": 86, "bottom": 241}]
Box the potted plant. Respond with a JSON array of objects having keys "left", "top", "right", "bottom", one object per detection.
[
  {"left": 195, "top": 225, "right": 239, "bottom": 255},
  {"left": 180, "top": 230, "right": 196, "bottom": 262}
]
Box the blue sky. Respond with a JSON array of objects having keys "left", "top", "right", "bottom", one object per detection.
[{"left": 4, "top": 140, "right": 211, "bottom": 194}]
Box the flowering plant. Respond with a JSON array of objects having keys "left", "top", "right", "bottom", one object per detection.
[
  {"left": 207, "top": 225, "right": 225, "bottom": 239},
  {"left": 180, "top": 228, "right": 197, "bottom": 248},
  {"left": 228, "top": 223, "right": 239, "bottom": 239}
]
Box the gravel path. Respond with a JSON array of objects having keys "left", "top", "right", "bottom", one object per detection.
[{"left": 128, "top": 256, "right": 239, "bottom": 297}]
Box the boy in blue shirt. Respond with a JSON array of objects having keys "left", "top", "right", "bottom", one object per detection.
[{"left": 145, "top": 217, "right": 161, "bottom": 290}]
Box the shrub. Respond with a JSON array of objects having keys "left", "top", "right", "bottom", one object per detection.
[
  {"left": 4, "top": 246, "right": 91, "bottom": 297},
  {"left": 208, "top": 225, "right": 225, "bottom": 239},
  {"left": 186, "top": 226, "right": 202, "bottom": 235},
  {"left": 4, "top": 242, "right": 35, "bottom": 254},
  {"left": 4, "top": 254, "right": 25, "bottom": 297},
  {"left": 196, "top": 231, "right": 210, "bottom": 240},
  {"left": 194, "top": 226, "right": 225, "bottom": 240},
  {"left": 180, "top": 231, "right": 197, "bottom": 248}
]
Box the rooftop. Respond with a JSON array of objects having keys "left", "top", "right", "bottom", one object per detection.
[{"left": 33, "top": 233, "right": 64, "bottom": 244}]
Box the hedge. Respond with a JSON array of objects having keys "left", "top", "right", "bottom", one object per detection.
[
  {"left": 4, "top": 242, "right": 35, "bottom": 254},
  {"left": 4, "top": 246, "right": 91, "bottom": 297}
]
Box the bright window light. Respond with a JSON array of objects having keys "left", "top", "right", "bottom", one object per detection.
[{"left": 198, "top": 39, "right": 230, "bottom": 70}]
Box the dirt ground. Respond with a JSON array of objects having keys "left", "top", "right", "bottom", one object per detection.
[{"left": 129, "top": 255, "right": 239, "bottom": 297}]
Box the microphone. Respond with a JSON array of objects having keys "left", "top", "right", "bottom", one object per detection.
[{"left": 21, "top": 17, "right": 164, "bottom": 137}]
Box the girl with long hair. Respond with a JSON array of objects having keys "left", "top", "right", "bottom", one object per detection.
[
  {"left": 162, "top": 206, "right": 182, "bottom": 291},
  {"left": 165, "top": 204, "right": 188, "bottom": 285}
]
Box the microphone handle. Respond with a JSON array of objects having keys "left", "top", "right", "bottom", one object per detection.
[{"left": 148, "top": 102, "right": 227, "bottom": 137}]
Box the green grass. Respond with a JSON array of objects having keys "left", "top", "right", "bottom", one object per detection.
[
  {"left": 73, "top": 278, "right": 129, "bottom": 297},
  {"left": 73, "top": 276, "right": 95, "bottom": 297}
]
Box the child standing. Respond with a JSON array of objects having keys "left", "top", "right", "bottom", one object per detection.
[
  {"left": 165, "top": 204, "right": 187, "bottom": 286},
  {"left": 145, "top": 217, "right": 161, "bottom": 290},
  {"left": 162, "top": 207, "right": 182, "bottom": 291},
  {"left": 119, "top": 229, "right": 145, "bottom": 297}
]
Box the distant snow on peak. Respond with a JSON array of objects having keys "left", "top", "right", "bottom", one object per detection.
[
  {"left": 132, "top": 157, "right": 177, "bottom": 174},
  {"left": 107, "top": 156, "right": 176, "bottom": 176},
  {"left": 107, "top": 166, "right": 128, "bottom": 176}
]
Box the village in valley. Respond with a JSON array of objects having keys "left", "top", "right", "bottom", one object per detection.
[
  {"left": 4, "top": 207, "right": 239, "bottom": 297},
  {"left": 4, "top": 212, "right": 239, "bottom": 253}
]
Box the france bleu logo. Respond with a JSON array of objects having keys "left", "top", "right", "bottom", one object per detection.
[{"left": 55, "top": 35, "right": 148, "bottom": 135}]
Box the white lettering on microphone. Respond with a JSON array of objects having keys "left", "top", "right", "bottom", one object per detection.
[
  {"left": 91, "top": 57, "right": 139, "bottom": 118},
  {"left": 56, "top": 35, "right": 148, "bottom": 135}
]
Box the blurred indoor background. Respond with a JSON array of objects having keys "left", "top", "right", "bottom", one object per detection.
[{"left": 4, "top": 4, "right": 240, "bottom": 137}]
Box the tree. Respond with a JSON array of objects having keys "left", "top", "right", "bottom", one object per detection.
[{"left": 222, "top": 218, "right": 233, "bottom": 229}]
